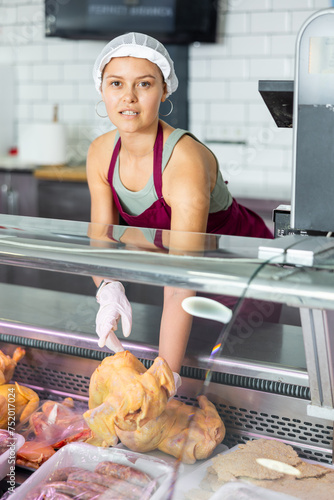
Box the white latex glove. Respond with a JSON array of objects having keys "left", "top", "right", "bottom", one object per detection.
[
  {"left": 96, "top": 280, "right": 132, "bottom": 352},
  {"left": 169, "top": 372, "right": 182, "bottom": 400}
]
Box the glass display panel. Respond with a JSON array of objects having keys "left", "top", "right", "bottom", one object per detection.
[
  {"left": 1, "top": 214, "right": 334, "bottom": 490},
  {"left": 309, "top": 36, "right": 334, "bottom": 74}
]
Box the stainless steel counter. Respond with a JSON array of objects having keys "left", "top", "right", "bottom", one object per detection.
[
  {"left": 0, "top": 283, "right": 306, "bottom": 385},
  {"left": 1, "top": 214, "right": 334, "bottom": 309},
  {"left": 0, "top": 214, "right": 333, "bottom": 463}
]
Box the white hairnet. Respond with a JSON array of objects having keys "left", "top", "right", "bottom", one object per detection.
[{"left": 93, "top": 32, "right": 178, "bottom": 98}]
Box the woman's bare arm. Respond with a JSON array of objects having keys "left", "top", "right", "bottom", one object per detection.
[
  {"left": 158, "top": 135, "right": 216, "bottom": 373},
  {"left": 86, "top": 135, "right": 119, "bottom": 287}
]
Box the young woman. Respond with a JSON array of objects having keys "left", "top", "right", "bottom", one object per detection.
[{"left": 87, "top": 32, "right": 273, "bottom": 383}]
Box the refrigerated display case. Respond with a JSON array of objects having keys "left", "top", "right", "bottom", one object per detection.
[{"left": 0, "top": 213, "right": 333, "bottom": 472}]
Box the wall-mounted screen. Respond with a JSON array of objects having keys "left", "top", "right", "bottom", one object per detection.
[{"left": 45, "top": 0, "right": 218, "bottom": 44}]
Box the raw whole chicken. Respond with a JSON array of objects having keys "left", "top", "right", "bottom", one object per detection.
[
  {"left": 84, "top": 351, "right": 175, "bottom": 446},
  {"left": 0, "top": 347, "right": 25, "bottom": 385},
  {"left": 0, "top": 382, "right": 39, "bottom": 429},
  {"left": 0, "top": 346, "right": 40, "bottom": 435},
  {"left": 84, "top": 351, "right": 225, "bottom": 464}
]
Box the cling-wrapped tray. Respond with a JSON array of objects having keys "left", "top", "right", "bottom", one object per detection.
[
  {"left": 15, "top": 396, "right": 91, "bottom": 470},
  {"left": 174, "top": 438, "right": 334, "bottom": 500},
  {"left": 9, "top": 442, "right": 175, "bottom": 499}
]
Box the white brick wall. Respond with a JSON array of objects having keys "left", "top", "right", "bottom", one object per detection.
[
  {"left": 0, "top": 0, "right": 331, "bottom": 201},
  {"left": 190, "top": 0, "right": 330, "bottom": 200}
]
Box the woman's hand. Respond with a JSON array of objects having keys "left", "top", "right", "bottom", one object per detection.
[{"left": 96, "top": 280, "right": 132, "bottom": 352}]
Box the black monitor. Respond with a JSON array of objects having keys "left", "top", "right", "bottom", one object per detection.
[
  {"left": 45, "top": 0, "right": 218, "bottom": 44},
  {"left": 258, "top": 80, "right": 294, "bottom": 128}
]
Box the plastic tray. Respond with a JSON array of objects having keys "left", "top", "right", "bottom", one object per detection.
[
  {"left": 210, "top": 481, "right": 298, "bottom": 500},
  {"left": 172, "top": 443, "right": 334, "bottom": 500},
  {"left": 0, "top": 432, "right": 25, "bottom": 481},
  {"left": 9, "top": 442, "right": 175, "bottom": 499},
  {"left": 173, "top": 445, "right": 232, "bottom": 499},
  {"left": 115, "top": 441, "right": 229, "bottom": 479}
]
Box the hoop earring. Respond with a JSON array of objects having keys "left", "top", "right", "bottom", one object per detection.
[
  {"left": 159, "top": 98, "right": 173, "bottom": 117},
  {"left": 95, "top": 100, "right": 108, "bottom": 118}
]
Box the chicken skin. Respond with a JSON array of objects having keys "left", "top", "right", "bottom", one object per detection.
[
  {"left": 0, "top": 347, "right": 25, "bottom": 385},
  {"left": 84, "top": 351, "right": 175, "bottom": 446},
  {"left": 84, "top": 351, "right": 225, "bottom": 463},
  {"left": 0, "top": 382, "right": 39, "bottom": 429},
  {"left": 116, "top": 395, "right": 226, "bottom": 464},
  {"left": 0, "top": 348, "right": 39, "bottom": 429}
]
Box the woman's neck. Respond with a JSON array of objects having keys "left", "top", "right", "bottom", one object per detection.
[
  {"left": 122, "top": 142, "right": 154, "bottom": 158},
  {"left": 119, "top": 121, "right": 160, "bottom": 159}
]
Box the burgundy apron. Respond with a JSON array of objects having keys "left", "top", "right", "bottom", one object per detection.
[
  {"left": 108, "top": 123, "right": 280, "bottom": 322},
  {"left": 108, "top": 122, "right": 273, "bottom": 238}
]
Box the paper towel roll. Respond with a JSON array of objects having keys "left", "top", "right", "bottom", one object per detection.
[{"left": 19, "top": 123, "right": 67, "bottom": 165}]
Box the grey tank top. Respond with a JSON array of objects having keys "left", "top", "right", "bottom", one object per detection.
[{"left": 113, "top": 128, "right": 232, "bottom": 216}]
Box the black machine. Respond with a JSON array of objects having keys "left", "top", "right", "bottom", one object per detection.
[
  {"left": 260, "top": 9, "right": 334, "bottom": 238},
  {"left": 44, "top": 0, "right": 218, "bottom": 44},
  {"left": 256, "top": 11, "right": 334, "bottom": 437}
]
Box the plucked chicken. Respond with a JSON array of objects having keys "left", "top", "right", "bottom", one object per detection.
[
  {"left": 0, "top": 382, "right": 39, "bottom": 429},
  {"left": 0, "top": 347, "right": 40, "bottom": 429},
  {"left": 84, "top": 351, "right": 225, "bottom": 464},
  {"left": 0, "top": 347, "right": 25, "bottom": 385}
]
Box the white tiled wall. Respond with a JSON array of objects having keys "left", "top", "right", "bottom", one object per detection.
[
  {"left": 190, "top": 0, "right": 331, "bottom": 200},
  {"left": 0, "top": 0, "right": 331, "bottom": 200}
]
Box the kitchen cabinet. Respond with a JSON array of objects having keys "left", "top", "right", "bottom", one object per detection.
[
  {"left": 0, "top": 166, "right": 95, "bottom": 294},
  {"left": 1, "top": 166, "right": 160, "bottom": 299},
  {"left": 34, "top": 166, "right": 91, "bottom": 222},
  {"left": 37, "top": 180, "right": 91, "bottom": 222},
  {"left": 0, "top": 170, "right": 38, "bottom": 216},
  {"left": 0, "top": 213, "right": 333, "bottom": 466},
  {"left": 0, "top": 170, "right": 40, "bottom": 292},
  {"left": 0, "top": 164, "right": 89, "bottom": 221}
]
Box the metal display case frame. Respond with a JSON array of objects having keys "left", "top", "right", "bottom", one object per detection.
[{"left": 0, "top": 214, "right": 334, "bottom": 465}]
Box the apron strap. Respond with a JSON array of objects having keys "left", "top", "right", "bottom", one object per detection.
[
  {"left": 107, "top": 136, "right": 121, "bottom": 186},
  {"left": 153, "top": 122, "right": 164, "bottom": 199}
]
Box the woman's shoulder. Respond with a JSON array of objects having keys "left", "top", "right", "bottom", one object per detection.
[
  {"left": 89, "top": 128, "right": 117, "bottom": 151},
  {"left": 88, "top": 129, "right": 117, "bottom": 163},
  {"left": 87, "top": 129, "right": 118, "bottom": 178},
  {"left": 161, "top": 121, "right": 203, "bottom": 153},
  {"left": 163, "top": 124, "right": 217, "bottom": 189},
  {"left": 169, "top": 129, "right": 213, "bottom": 163}
]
